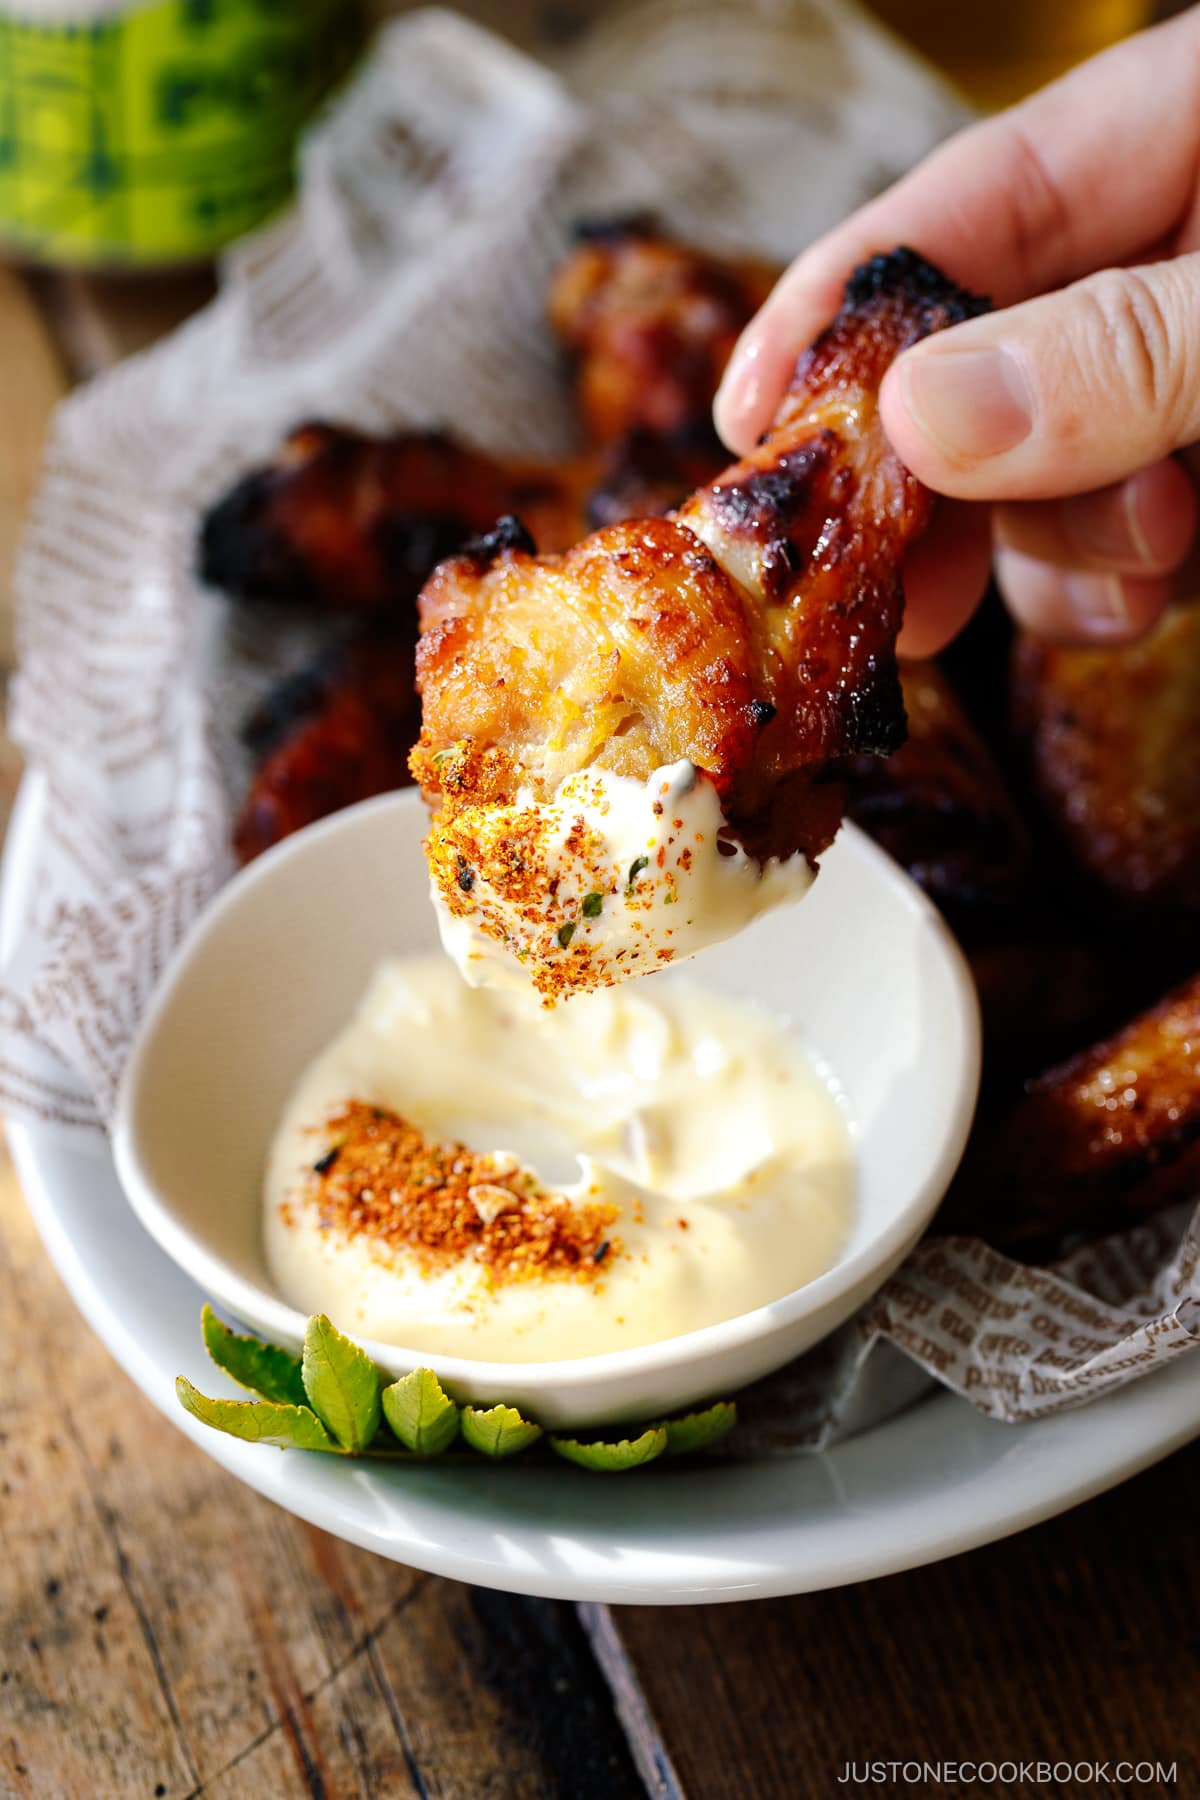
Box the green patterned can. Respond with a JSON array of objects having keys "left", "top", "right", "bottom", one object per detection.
[{"left": 0, "top": 0, "right": 364, "bottom": 267}]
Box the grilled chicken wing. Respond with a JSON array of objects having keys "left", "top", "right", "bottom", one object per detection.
[
  {"left": 1013, "top": 606, "right": 1200, "bottom": 917},
  {"left": 948, "top": 971, "right": 1200, "bottom": 1251},
  {"left": 412, "top": 249, "right": 989, "bottom": 997},
  {"left": 844, "top": 658, "right": 1030, "bottom": 927},
  {"left": 548, "top": 218, "right": 777, "bottom": 448},
  {"left": 234, "top": 623, "right": 419, "bottom": 861},
  {"left": 200, "top": 424, "right": 593, "bottom": 612}
]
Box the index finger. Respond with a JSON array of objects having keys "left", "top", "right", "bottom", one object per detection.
[{"left": 715, "top": 9, "right": 1200, "bottom": 454}]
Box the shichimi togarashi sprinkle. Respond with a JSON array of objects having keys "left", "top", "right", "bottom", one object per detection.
[{"left": 298, "top": 1101, "right": 620, "bottom": 1285}]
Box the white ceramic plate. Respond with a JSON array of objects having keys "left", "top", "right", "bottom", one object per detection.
[{"left": 7, "top": 772, "right": 1200, "bottom": 1603}]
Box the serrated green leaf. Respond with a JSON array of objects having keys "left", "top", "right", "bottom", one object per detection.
[
  {"left": 662, "top": 1400, "right": 737, "bottom": 1456},
  {"left": 381, "top": 1368, "right": 460, "bottom": 1456},
  {"left": 460, "top": 1403, "right": 542, "bottom": 1459},
  {"left": 176, "top": 1376, "right": 339, "bottom": 1452},
  {"left": 301, "top": 1315, "right": 382, "bottom": 1451},
  {"left": 201, "top": 1304, "right": 307, "bottom": 1408},
  {"left": 549, "top": 1426, "right": 668, "bottom": 1472}
]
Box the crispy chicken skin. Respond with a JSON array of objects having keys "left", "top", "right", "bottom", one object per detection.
[
  {"left": 200, "top": 424, "right": 593, "bottom": 612},
  {"left": 1013, "top": 606, "right": 1200, "bottom": 916},
  {"left": 547, "top": 218, "right": 777, "bottom": 447},
  {"left": 949, "top": 972, "right": 1200, "bottom": 1250},
  {"left": 844, "top": 658, "right": 1030, "bottom": 924},
  {"left": 412, "top": 250, "right": 990, "bottom": 991}
]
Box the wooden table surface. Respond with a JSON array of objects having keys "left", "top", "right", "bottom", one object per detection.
[{"left": 0, "top": 264, "right": 1197, "bottom": 1800}]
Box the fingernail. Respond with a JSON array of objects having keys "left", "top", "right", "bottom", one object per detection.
[
  {"left": 716, "top": 339, "right": 762, "bottom": 425},
  {"left": 901, "top": 345, "right": 1034, "bottom": 464},
  {"left": 1124, "top": 466, "right": 1186, "bottom": 568},
  {"left": 1061, "top": 569, "right": 1132, "bottom": 632}
]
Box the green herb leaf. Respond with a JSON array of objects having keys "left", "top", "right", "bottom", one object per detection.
[
  {"left": 581, "top": 891, "right": 604, "bottom": 918},
  {"left": 381, "top": 1368, "right": 460, "bottom": 1456},
  {"left": 176, "top": 1376, "right": 339, "bottom": 1452},
  {"left": 460, "top": 1403, "right": 542, "bottom": 1459},
  {"left": 556, "top": 920, "right": 576, "bottom": 950},
  {"left": 627, "top": 855, "right": 649, "bottom": 890},
  {"left": 662, "top": 1400, "right": 737, "bottom": 1456},
  {"left": 549, "top": 1426, "right": 668, "bottom": 1472},
  {"left": 301, "top": 1315, "right": 382, "bottom": 1452},
  {"left": 201, "top": 1304, "right": 306, "bottom": 1408}
]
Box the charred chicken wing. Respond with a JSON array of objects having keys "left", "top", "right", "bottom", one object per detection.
[
  {"left": 411, "top": 249, "right": 990, "bottom": 997},
  {"left": 1013, "top": 606, "right": 1200, "bottom": 917},
  {"left": 844, "top": 658, "right": 1030, "bottom": 927},
  {"left": 200, "top": 424, "right": 593, "bottom": 612},
  {"left": 203, "top": 224, "right": 768, "bottom": 617},
  {"left": 547, "top": 218, "right": 777, "bottom": 448},
  {"left": 949, "top": 971, "right": 1200, "bottom": 1250},
  {"left": 234, "top": 623, "right": 420, "bottom": 861}
]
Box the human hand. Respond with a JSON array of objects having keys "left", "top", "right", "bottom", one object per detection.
[{"left": 714, "top": 9, "right": 1200, "bottom": 655}]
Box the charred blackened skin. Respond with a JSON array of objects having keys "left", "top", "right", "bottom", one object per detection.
[
  {"left": 748, "top": 699, "right": 777, "bottom": 728},
  {"left": 844, "top": 246, "right": 992, "bottom": 326},
  {"left": 708, "top": 440, "right": 834, "bottom": 534},
  {"left": 234, "top": 615, "right": 419, "bottom": 863},
  {"left": 200, "top": 468, "right": 318, "bottom": 606},
  {"left": 460, "top": 514, "right": 538, "bottom": 565},
  {"left": 843, "top": 669, "right": 909, "bottom": 760},
  {"left": 240, "top": 652, "right": 344, "bottom": 755},
  {"left": 570, "top": 211, "right": 661, "bottom": 245}
]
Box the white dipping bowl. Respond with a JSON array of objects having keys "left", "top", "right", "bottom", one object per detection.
[{"left": 113, "top": 789, "right": 980, "bottom": 1430}]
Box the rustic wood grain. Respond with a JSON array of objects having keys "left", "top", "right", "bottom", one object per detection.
[
  {"left": 27, "top": 268, "right": 217, "bottom": 385},
  {"left": 0, "top": 268, "right": 66, "bottom": 668},
  {"left": 606, "top": 1449, "right": 1200, "bottom": 1800},
  {"left": 0, "top": 1138, "right": 644, "bottom": 1800}
]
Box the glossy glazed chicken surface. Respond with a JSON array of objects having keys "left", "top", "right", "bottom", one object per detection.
[{"left": 411, "top": 250, "right": 989, "bottom": 995}]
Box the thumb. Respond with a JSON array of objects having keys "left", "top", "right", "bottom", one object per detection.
[{"left": 878, "top": 255, "right": 1200, "bottom": 501}]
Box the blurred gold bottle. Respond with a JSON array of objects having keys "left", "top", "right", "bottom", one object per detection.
[{"left": 868, "top": 0, "right": 1152, "bottom": 108}]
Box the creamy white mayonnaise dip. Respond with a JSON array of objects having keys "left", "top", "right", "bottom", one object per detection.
[
  {"left": 432, "top": 761, "right": 813, "bottom": 996},
  {"left": 265, "top": 954, "right": 853, "bottom": 1361}
]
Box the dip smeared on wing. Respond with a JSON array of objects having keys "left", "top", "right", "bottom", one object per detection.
[{"left": 411, "top": 249, "right": 989, "bottom": 996}]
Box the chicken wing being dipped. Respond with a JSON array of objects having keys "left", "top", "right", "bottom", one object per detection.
[{"left": 410, "top": 249, "right": 990, "bottom": 998}]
